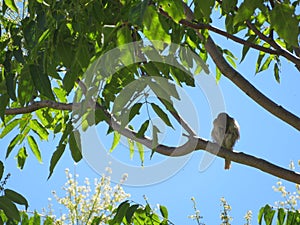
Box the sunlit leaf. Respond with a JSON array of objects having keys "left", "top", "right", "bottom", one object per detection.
[
  {"left": 29, "top": 119, "right": 49, "bottom": 140},
  {"left": 136, "top": 142, "right": 144, "bottom": 166},
  {"left": 6, "top": 134, "right": 22, "bottom": 158},
  {"left": 159, "top": 205, "right": 168, "bottom": 219},
  {"left": 16, "top": 147, "right": 28, "bottom": 169},
  {"left": 143, "top": 6, "right": 171, "bottom": 50},
  {"left": 27, "top": 135, "right": 42, "bottom": 163},
  {"left": 158, "top": 0, "right": 185, "bottom": 23},
  {"left": 0, "top": 119, "right": 20, "bottom": 139},
  {"left": 110, "top": 131, "right": 121, "bottom": 152},
  {"left": 128, "top": 139, "right": 134, "bottom": 159},
  {"left": 4, "top": 0, "right": 18, "bottom": 13}
]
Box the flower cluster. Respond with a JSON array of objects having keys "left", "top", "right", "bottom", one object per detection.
[
  {"left": 220, "top": 197, "right": 232, "bottom": 225},
  {"left": 272, "top": 180, "right": 300, "bottom": 211},
  {"left": 243, "top": 210, "right": 252, "bottom": 225},
  {"left": 272, "top": 160, "right": 300, "bottom": 211},
  {"left": 51, "top": 167, "right": 130, "bottom": 224}
]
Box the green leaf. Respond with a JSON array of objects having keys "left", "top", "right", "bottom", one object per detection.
[
  {"left": 136, "top": 120, "right": 149, "bottom": 138},
  {"left": 158, "top": 0, "right": 185, "bottom": 23},
  {"left": 0, "top": 119, "right": 20, "bottom": 139},
  {"left": 286, "top": 211, "right": 296, "bottom": 225},
  {"left": 0, "top": 196, "right": 20, "bottom": 221},
  {"left": 4, "top": 0, "right": 18, "bottom": 13},
  {"left": 151, "top": 125, "right": 160, "bottom": 158},
  {"left": 129, "top": 0, "right": 150, "bottom": 26},
  {"left": 0, "top": 94, "right": 9, "bottom": 122},
  {"left": 194, "top": 0, "right": 215, "bottom": 21},
  {"left": 0, "top": 161, "right": 4, "bottom": 180},
  {"left": 258, "top": 205, "right": 265, "bottom": 225},
  {"left": 16, "top": 147, "right": 28, "bottom": 169},
  {"left": 48, "top": 143, "right": 66, "bottom": 179},
  {"left": 38, "top": 29, "right": 50, "bottom": 45},
  {"left": 128, "top": 139, "right": 134, "bottom": 159},
  {"left": 240, "top": 35, "right": 256, "bottom": 63},
  {"left": 29, "top": 119, "right": 49, "bottom": 140},
  {"left": 226, "top": 55, "right": 236, "bottom": 68},
  {"left": 5, "top": 72, "right": 17, "bottom": 101},
  {"left": 215, "top": 67, "right": 222, "bottom": 83},
  {"left": 256, "top": 52, "right": 265, "bottom": 74},
  {"left": 274, "top": 63, "right": 280, "bottom": 83},
  {"left": 18, "top": 66, "right": 36, "bottom": 106},
  {"left": 126, "top": 204, "right": 140, "bottom": 223},
  {"left": 159, "top": 205, "right": 168, "bottom": 219},
  {"left": 69, "top": 130, "right": 82, "bottom": 162},
  {"left": 136, "top": 142, "right": 144, "bottom": 166},
  {"left": 129, "top": 103, "right": 143, "bottom": 122},
  {"left": 29, "top": 65, "right": 55, "bottom": 100},
  {"left": 110, "top": 131, "right": 121, "bottom": 152},
  {"left": 221, "top": 0, "right": 237, "bottom": 13},
  {"left": 112, "top": 201, "right": 130, "bottom": 224},
  {"left": 27, "top": 135, "right": 42, "bottom": 163},
  {"left": 233, "top": 0, "right": 262, "bottom": 25},
  {"left": 277, "top": 208, "right": 285, "bottom": 225},
  {"left": 259, "top": 56, "right": 273, "bottom": 72},
  {"left": 29, "top": 211, "right": 41, "bottom": 225},
  {"left": 263, "top": 204, "right": 275, "bottom": 225},
  {"left": 4, "top": 189, "right": 28, "bottom": 210},
  {"left": 143, "top": 6, "right": 171, "bottom": 50},
  {"left": 151, "top": 103, "right": 173, "bottom": 128},
  {"left": 270, "top": 4, "right": 298, "bottom": 46},
  {"left": 6, "top": 134, "right": 22, "bottom": 158}
]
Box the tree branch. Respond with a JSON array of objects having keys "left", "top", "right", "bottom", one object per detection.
[
  {"left": 245, "top": 21, "right": 300, "bottom": 70},
  {"left": 180, "top": 20, "right": 279, "bottom": 55},
  {"left": 3, "top": 100, "right": 300, "bottom": 184},
  {"left": 177, "top": 3, "right": 300, "bottom": 131}
]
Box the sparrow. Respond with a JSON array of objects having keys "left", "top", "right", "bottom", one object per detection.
[{"left": 211, "top": 113, "right": 240, "bottom": 169}]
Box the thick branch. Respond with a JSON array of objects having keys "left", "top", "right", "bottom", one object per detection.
[
  {"left": 3, "top": 100, "right": 300, "bottom": 184},
  {"left": 178, "top": 4, "right": 300, "bottom": 131}
]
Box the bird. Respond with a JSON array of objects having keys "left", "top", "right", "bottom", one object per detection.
[{"left": 211, "top": 112, "right": 240, "bottom": 169}]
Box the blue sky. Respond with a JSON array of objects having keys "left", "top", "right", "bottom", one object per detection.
[{"left": 1, "top": 5, "right": 300, "bottom": 225}]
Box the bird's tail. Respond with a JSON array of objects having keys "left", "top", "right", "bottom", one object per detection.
[{"left": 224, "top": 159, "right": 231, "bottom": 170}]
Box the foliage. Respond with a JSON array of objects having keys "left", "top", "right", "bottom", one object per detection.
[
  {"left": 258, "top": 204, "right": 300, "bottom": 225},
  {"left": 108, "top": 198, "right": 172, "bottom": 225},
  {"left": 0, "top": 160, "right": 28, "bottom": 223},
  {"left": 0, "top": 0, "right": 299, "bottom": 222}
]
